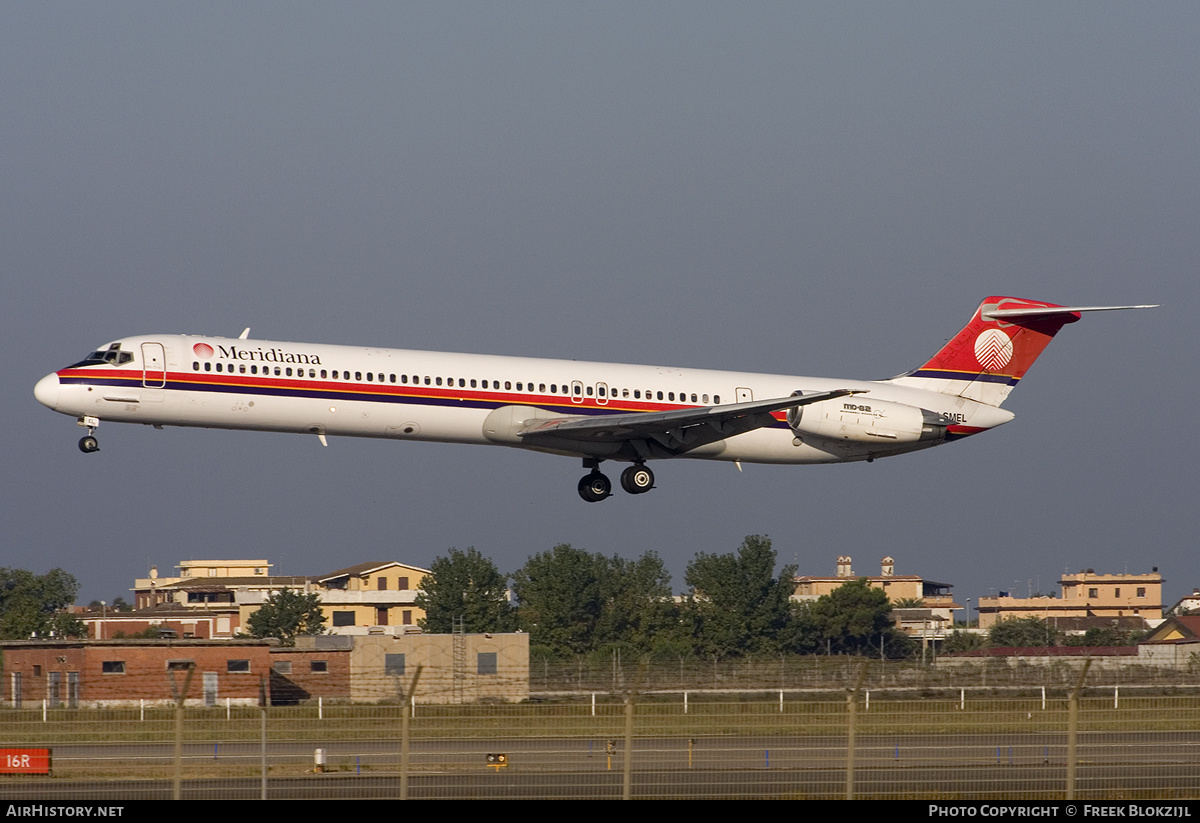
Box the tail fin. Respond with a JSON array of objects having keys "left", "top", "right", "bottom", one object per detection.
[{"left": 887, "top": 296, "right": 1157, "bottom": 407}]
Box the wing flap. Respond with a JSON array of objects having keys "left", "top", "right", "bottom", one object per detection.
[{"left": 517, "top": 389, "right": 863, "bottom": 457}]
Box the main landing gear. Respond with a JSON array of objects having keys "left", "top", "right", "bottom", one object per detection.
[
  {"left": 77, "top": 416, "right": 100, "bottom": 453},
  {"left": 577, "top": 460, "right": 655, "bottom": 502}
]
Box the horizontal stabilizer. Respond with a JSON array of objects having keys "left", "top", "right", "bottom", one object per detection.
[{"left": 984, "top": 304, "right": 1158, "bottom": 320}]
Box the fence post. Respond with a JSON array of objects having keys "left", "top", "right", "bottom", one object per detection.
[
  {"left": 167, "top": 665, "right": 195, "bottom": 801},
  {"left": 398, "top": 665, "right": 423, "bottom": 801},
  {"left": 259, "top": 676, "right": 268, "bottom": 801},
  {"left": 1066, "top": 658, "right": 1093, "bottom": 801},
  {"left": 845, "top": 662, "right": 868, "bottom": 801}
]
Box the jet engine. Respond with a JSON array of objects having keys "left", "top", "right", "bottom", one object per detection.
[{"left": 786, "top": 392, "right": 947, "bottom": 445}]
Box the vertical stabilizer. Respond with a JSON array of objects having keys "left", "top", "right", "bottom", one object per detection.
[{"left": 887, "top": 296, "right": 1154, "bottom": 407}]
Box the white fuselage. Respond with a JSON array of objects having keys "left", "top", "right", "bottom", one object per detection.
[{"left": 34, "top": 334, "right": 1013, "bottom": 465}]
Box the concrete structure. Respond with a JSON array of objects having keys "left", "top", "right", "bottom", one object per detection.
[
  {"left": 269, "top": 636, "right": 353, "bottom": 704},
  {"left": 120, "top": 558, "right": 431, "bottom": 640},
  {"left": 1167, "top": 588, "right": 1200, "bottom": 616},
  {"left": 312, "top": 562, "right": 430, "bottom": 636},
  {"left": 86, "top": 602, "right": 232, "bottom": 640},
  {"left": 1135, "top": 615, "right": 1200, "bottom": 668},
  {"left": 977, "top": 568, "right": 1163, "bottom": 630},
  {"left": 133, "top": 559, "right": 275, "bottom": 609},
  {"left": 938, "top": 645, "right": 1139, "bottom": 673},
  {"left": 1, "top": 639, "right": 276, "bottom": 708},
  {"left": 793, "top": 556, "right": 961, "bottom": 627},
  {"left": 892, "top": 608, "right": 952, "bottom": 643},
  {"left": 349, "top": 633, "right": 529, "bottom": 704}
]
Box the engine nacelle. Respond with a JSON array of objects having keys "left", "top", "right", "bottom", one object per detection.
[{"left": 786, "top": 393, "right": 946, "bottom": 445}]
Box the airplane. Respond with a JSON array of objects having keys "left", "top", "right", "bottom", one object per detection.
[{"left": 34, "top": 296, "right": 1155, "bottom": 502}]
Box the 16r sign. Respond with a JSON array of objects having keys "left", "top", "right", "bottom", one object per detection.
[{"left": 0, "top": 749, "right": 51, "bottom": 775}]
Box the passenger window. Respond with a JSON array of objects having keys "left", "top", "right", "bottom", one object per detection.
[
  {"left": 657, "top": 391, "right": 663, "bottom": 400},
  {"left": 192, "top": 362, "right": 199, "bottom": 371},
  {"left": 634, "top": 390, "right": 640, "bottom": 399},
  {"left": 505, "top": 381, "right": 511, "bottom": 390},
  {"left": 435, "top": 377, "right": 442, "bottom": 386},
  {"left": 539, "top": 383, "right": 546, "bottom": 392},
  {"left": 204, "top": 362, "right": 211, "bottom": 372},
  {"left": 366, "top": 372, "right": 373, "bottom": 381}
]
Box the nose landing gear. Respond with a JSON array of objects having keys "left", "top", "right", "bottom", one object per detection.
[{"left": 77, "top": 416, "right": 100, "bottom": 453}]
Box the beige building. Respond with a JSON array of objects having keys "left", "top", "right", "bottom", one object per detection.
[
  {"left": 347, "top": 632, "right": 529, "bottom": 703},
  {"left": 313, "top": 561, "right": 430, "bottom": 635},
  {"left": 976, "top": 568, "right": 1163, "bottom": 630},
  {"left": 793, "top": 556, "right": 960, "bottom": 628},
  {"left": 133, "top": 559, "right": 277, "bottom": 609},
  {"left": 126, "top": 558, "right": 430, "bottom": 638}
]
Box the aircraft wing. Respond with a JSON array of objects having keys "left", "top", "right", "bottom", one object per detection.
[{"left": 517, "top": 389, "right": 862, "bottom": 460}]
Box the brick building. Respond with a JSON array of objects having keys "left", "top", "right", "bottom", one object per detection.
[{"left": 1, "top": 639, "right": 276, "bottom": 708}]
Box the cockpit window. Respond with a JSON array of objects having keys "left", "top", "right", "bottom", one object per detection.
[{"left": 68, "top": 343, "right": 133, "bottom": 368}]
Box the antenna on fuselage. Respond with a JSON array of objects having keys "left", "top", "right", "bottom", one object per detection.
[{"left": 238, "top": 328, "right": 250, "bottom": 339}]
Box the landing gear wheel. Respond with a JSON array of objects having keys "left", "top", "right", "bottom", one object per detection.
[
  {"left": 620, "top": 464, "right": 654, "bottom": 494},
  {"left": 78, "top": 435, "right": 99, "bottom": 453},
  {"left": 578, "top": 472, "right": 612, "bottom": 502}
]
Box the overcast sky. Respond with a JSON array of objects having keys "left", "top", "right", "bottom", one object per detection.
[{"left": 3, "top": 2, "right": 1194, "bottom": 616}]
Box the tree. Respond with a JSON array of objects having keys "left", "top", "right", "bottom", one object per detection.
[
  {"left": 941, "top": 629, "right": 985, "bottom": 653},
  {"left": 512, "top": 545, "right": 679, "bottom": 658},
  {"left": 512, "top": 544, "right": 610, "bottom": 657},
  {"left": 0, "top": 568, "right": 84, "bottom": 639},
  {"left": 415, "top": 547, "right": 515, "bottom": 633},
  {"left": 800, "top": 578, "right": 900, "bottom": 656},
  {"left": 245, "top": 589, "right": 326, "bottom": 645},
  {"left": 684, "top": 535, "right": 796, "bottom": 657},
  {"left": 1063, "top": 625, "right": 1146, "bottom": 647},
  {"left": 593, "top": 551, "right": 679, "bottom": 656},
  {"left": 987, "top": 616, "right": 1061, "bottom": 647}
]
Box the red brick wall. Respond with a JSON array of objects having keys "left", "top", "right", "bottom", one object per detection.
[{"left": 2, "top": 642, "right": 274, "bottom": 705}]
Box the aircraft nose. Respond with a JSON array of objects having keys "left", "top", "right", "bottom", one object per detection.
[{"left": 34, "top": 373, "right": 60, "bottom": 410}]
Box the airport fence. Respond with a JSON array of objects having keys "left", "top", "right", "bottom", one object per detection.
[{"left": 2, "top": 660, "right": 1199, "bottom": 800}]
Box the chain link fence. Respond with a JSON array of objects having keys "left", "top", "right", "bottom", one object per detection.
[{"left": 2, "top": 659, "right": 1198, "bottom": 799}]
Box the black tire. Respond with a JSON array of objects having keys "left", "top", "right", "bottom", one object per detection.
[
  {"left": 577, "top": 472, "right": 611, "bottom": 502},
  {"left": 79, "top": 436, "right": 99, "bottom": 453},
  {"left": 620, "top": 464, "right": 654, "bottom": 494}
]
